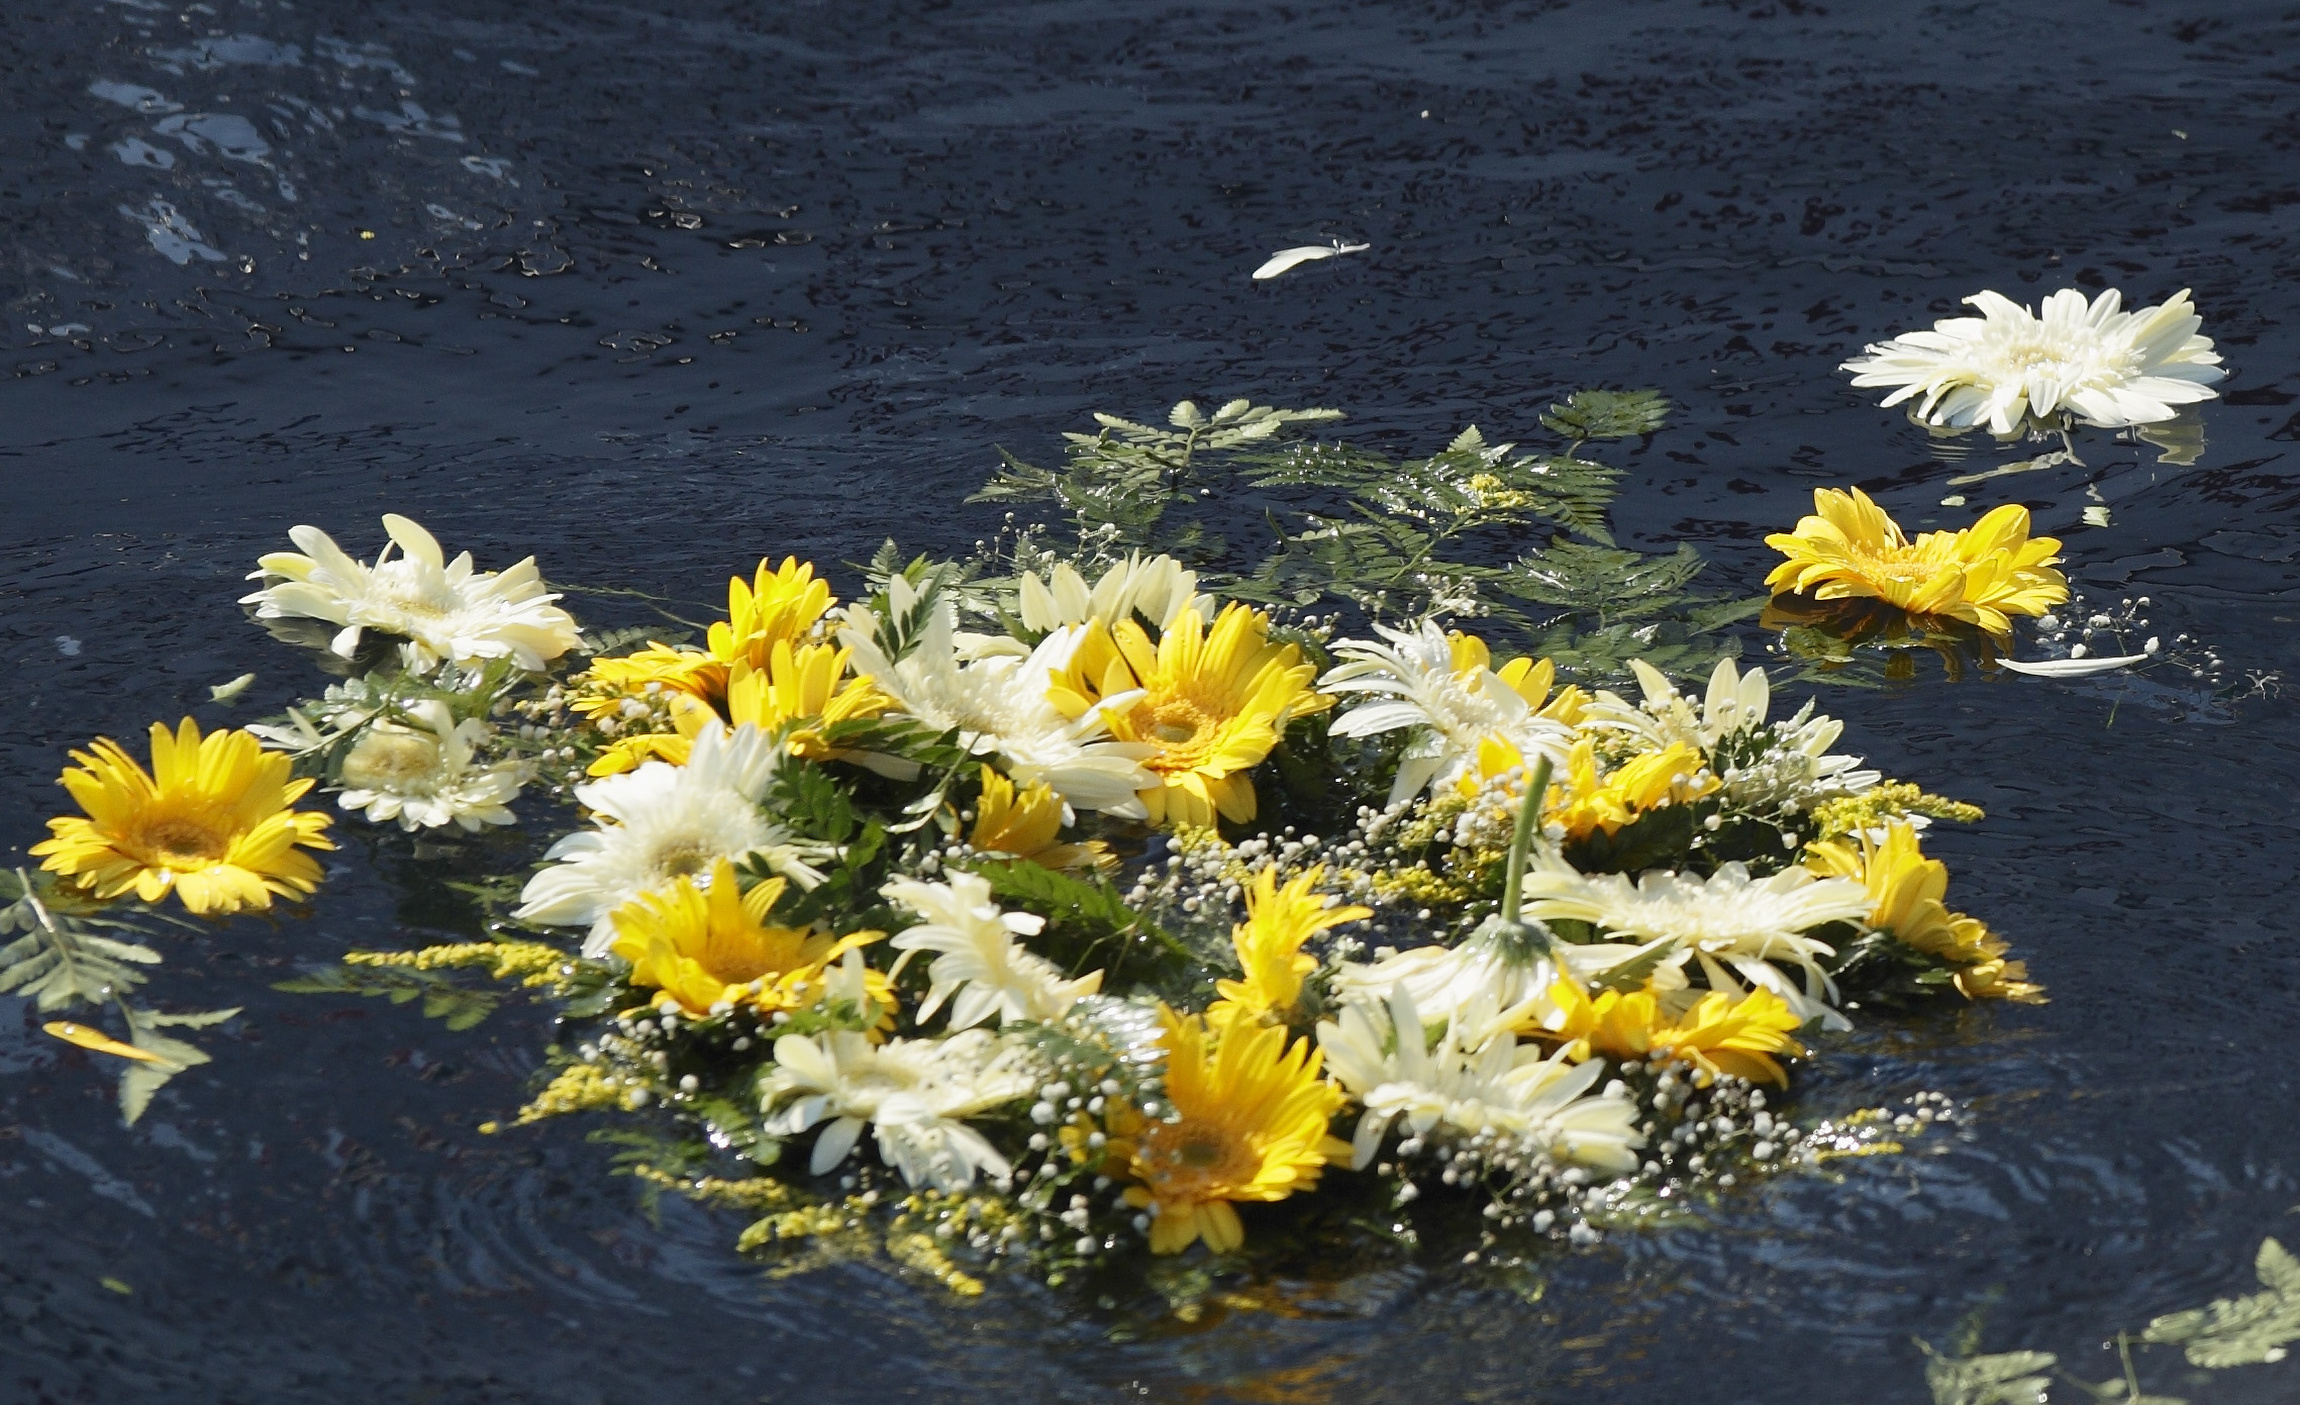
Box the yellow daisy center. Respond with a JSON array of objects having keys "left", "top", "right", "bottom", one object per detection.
[
  {"left": 1141, "top": 1119, "right": 1256, "bottom": 1190},
  {"left": 1147, "top": 698, "right": 1214, "bottom": 751},
  {"left": 133, "top": 812, "right": 231, "bottom": 867}
]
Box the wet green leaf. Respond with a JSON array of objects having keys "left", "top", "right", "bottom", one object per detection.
[{"left": 1540, "top": 388, "right": 1671, "bottom": 441}]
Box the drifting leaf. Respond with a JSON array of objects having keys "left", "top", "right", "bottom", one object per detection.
[
  {"left": 1916, "top": 1339, "right": 2057, "bottom": 1405},
  {"left": 2142, "top": 1237, "right": 2300, "bottom": 1367},
  {"left": 1541, "top": 389, "right": 1671, "bottom": 442},
  {"left": 1251, "top": 242, "right": 1368, "bottom": 280}
]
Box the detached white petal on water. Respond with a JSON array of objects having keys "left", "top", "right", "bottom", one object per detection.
[
  {"left": 1252, "top": 242, "right": 1370, "bottom": 280},
  {"left": 1998, "top": 652, "right": 2151, "bottom": 678}
]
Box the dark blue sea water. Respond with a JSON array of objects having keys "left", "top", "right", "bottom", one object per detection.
[{"left": 4, "top": 0, "right": 2298, "bottom": 1399}]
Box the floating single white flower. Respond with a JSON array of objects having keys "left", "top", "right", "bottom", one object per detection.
[
  {"left": 841, "top": 579, "right": 1156, "bottom": 817},
  {"left": 335, "top": 700, "right": 529, "bottom": 832},
  {"left": 1317, "top": 985, "right": 1644, "bottom": 1173},
  {"left": 1252, "top": 241, "right": 1370, "bottom": 280},
  {"left": 1842, "top": 287, "right": 2224, "bottom": 435},
  {"left": 1519, "top": 854, "right": 1869, "bottom": 1026},
  {"left": 762, "top": 1028, "right": 1034, "bottom": 1191},
  {"left": 1322, "top": 621, "right": 1572, "bottom": 806},
  {"left": 883, "top": 871, "right": 1102, "bottom": 1029},
  {"left": 1016, "top": 553, "right": 1212, "bottom": 636},
  {"left": 514, "top": 721, "right": 821, "bottom": 957},
  {"left": 242, "top": 514, "right": 582, "bottom": 671}
]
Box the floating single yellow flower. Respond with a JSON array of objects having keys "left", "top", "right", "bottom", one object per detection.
[
  {"left": 1123, "top": 1006, "right": 1348, "bottom": 1255},
  {"left": 1764, "top": 487, "right": 2067, "bottom": 634},
  {"left": 1051, "top": 603, "right": 1330, "bottom": 828},
  {"left": 966, "top": 766, "right": 1110, "bottom": 873},
  {"left": 1545, "top": 977, "right": 1805, "bottom": 1087},
  {"left": 1210, "top": 865, "right": 1368, "bottom": 1026},
  {"left": 1804, "top": 823, "right": 2046, "bottom": 1003},
  {"left": 31, "top": 718, "right": 334, "bottom": 916},
  {"left": 1458, "top": 735, "right": 1715, "bottom": 841},
  {"left": 608, "top": 858, "right": 886, "bottom": 1019}
]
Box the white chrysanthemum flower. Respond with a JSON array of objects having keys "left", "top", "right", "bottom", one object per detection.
[
  {"left": 334, "top": 700, "right": 529, "bottom": 832},
  {"left": 1842, "top": 287, "right": 2224, "bottom": 435},
  {"left": 1318, "top": 985, "right": 1644, "bottom": 1173},
  {"left": 1321, "top": 621, "right": 1572, "bottom": 805},
  {"left": 841, "top": 581, "right": 1155, "bottom": 817},
  {"left": 1519, "top": 855, "right": 1868, "bottom": 1028},
  {"left": 514, "top": 722, "right": 821, "bottom": 957},
  {"left": 242, "top": 514, "right": 582, "bottom": 672},
  {"left": 761, "top": 1028, "right": 1034, "bottom": 1190},
  {"left": 883, "top": 871, "right": 1102, "bottom": 1029},
  {"left": 1016, "top": 553, "right": 1212, "bottom": 635}
]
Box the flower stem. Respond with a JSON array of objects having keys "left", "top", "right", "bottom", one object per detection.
[{"left": 1499, "top": 754, "right": 1554, "bottom": 927}]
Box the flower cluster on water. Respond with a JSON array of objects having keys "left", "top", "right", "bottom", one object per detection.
[{"left": 24, "top": 501, "right": 2017, "bottom": 1295}]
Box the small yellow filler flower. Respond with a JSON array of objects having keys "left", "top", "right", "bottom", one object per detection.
[
  {"left": 1052, "top": 603, "right": 1330, "bottom": 828},
  {"left": 1124, "top": 1006, "right": 1348, "bottom": 1254},
  {"left": 609, "top": 858, "right": 885, "bottom": 1018},
  {"left": 1210, "top": 864, "right": 1369, "bottom": 1026},
  {"left": 1764, "top": 487, "right": 2067, "bottom": 634},
  {"left": 32, "top": 718, "right": 334, "bottom": 916}
]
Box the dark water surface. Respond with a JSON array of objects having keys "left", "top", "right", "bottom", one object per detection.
[{"left": 5, "top": 0, "right": 2300, "bottom": 1399}]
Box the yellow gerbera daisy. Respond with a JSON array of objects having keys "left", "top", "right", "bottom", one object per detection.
[
  {"left": 710, "top": 556, "right": 834, "bottom": 672},
  {"left": 1764, "top": 487, "right": 2068, "bottom": 634},
  {"left": 1457, "top": 735, "right": 1715, "bottom": 841},
  {"left": 570, "top": 557, "right": 835, "bottom": 721},
  {"left": 585, "top": 641, "right": 888, "bottom": 776},
  {"left": 966, "top": 766, "right": 1111, "bottom": 873},
  {"left": 1545, "top": 977, "right": 1805, "bottom": 1087},
  {"left": 608, "top": 858, "right": 887, "bottom": 1019},
  {"left": 1123, "top": 1006, "right": 1348, "bottom": 1254},
  {"left": 31, "top": 718, "right": 334, "bottom": 916},
  {"left": 1804, "top": 823, "right": 2046, "bottom": 1003},
  {"left": 1210, "top": 865, "right": 1369, "bottom": 1025},
  {"left": 1050, "top": 603, "right": 1331, "bottom": 828}
]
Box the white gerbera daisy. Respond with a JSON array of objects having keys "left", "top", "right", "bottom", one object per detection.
[
  {"left": 335, "top": 700, "right": 529, "bottom": 832},
  {"left": 1321, "top": 621, "right": 1571, "bottom": 805},
  {"left": 1016, "top": 553, "right": 1211, "bottom": 635},
  {"left": 1331, "top": 923, "right": 1561, "bottom": 1043},
  {"left": 1318, "top": 985, "right": 1644, "bottom": 1173},
  {"left": 1842, "top": 287, "right": 2224, "bottom": 435},
  {"left": 883, "top": 871, "right": 1103, "bottom": 1029},
  {"left": 1584, "top": 657, "right": 1876, "bottom": 811},
  {"left": 1519, "top": 855, "right": 1868, "bottom": 1027},
  {"left": 243, "top": 514, "right": 582, "bottom": 672},
  {"left": 841, "top": 580, "right": 1155, "bottom": 816},
  {"left": 514, "top": 721, "right": 820, "bottom": 956},
  {"left": 761, "top": 1028, "right": 1034, "bottom": 1190}
]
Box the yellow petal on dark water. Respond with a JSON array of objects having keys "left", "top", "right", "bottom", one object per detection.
[{"left": 42, "top": 1021, "right": 165, "bottom": 1063}]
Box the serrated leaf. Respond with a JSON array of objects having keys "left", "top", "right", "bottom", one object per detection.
[
  {"left": 1542, "top": 388, "right": 1671, "bottom": 441},
  {"left": 1917, "top": 1341, "right": 2057, "bottom": 1405},
  {"left": 2142, "top": 1237, "right": 2300, "bottom": 1367}
]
